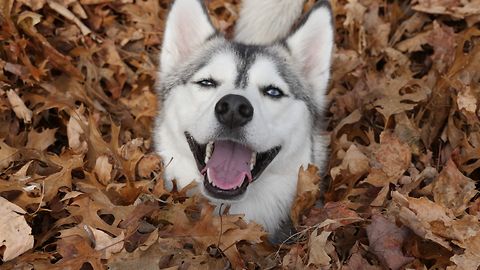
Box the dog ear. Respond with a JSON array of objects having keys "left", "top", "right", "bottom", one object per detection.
[
  {"left": 160, "top": 0, "right": 216, "bottom": 74},
  {"left": 286, "top": 1, "right": 334, "bottom": 108}
]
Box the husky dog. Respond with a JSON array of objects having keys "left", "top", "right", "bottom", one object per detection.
[{"left": 154, "top": 0, "right": 333, "bottom": 244}]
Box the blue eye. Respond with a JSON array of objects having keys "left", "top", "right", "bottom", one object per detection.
[
  {"left": 263, "top": 86, "right": 284, "bottom": 98},
  {"left": 196, "top": 79, "right": 217, "bottom": 88}
]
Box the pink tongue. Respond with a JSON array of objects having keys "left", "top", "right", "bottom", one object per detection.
[{"left": 201, "top": 141, "right": 253, "bottom": 190}]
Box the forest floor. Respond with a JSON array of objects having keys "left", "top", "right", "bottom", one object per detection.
[{"left": 0, "top": 0, "right": 480, "bottom": 269}]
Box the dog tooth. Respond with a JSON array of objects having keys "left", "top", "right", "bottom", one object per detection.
[
  {"left": 204, "top": 156, "right": 209, "bottom": 164},
  {"left": 206, "top": 168, "right": 213, "bottom": 183},
  {"left": 250, "top": 151, "right": 257, "bottom": 170},
  {"left": 205, "top": 141, "right": 214, "bottom": 158}
]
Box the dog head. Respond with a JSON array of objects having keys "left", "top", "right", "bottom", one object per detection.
[{"left": 155, "top": 0, "right": 333, "bottom": 203}]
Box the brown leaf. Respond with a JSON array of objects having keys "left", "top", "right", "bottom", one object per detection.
[
  {"left": 0, "top": 141, "right": 19, "bottom": 170},
  {"left": 362, "top": 131, "right": 411, "bottom": 187},
  {"left": 26, "top": 128, "right": 57, "bottom": 151},
  {"left": 366, "top": 212, "right": 414, "bottom": 270},
  {"left": 137, "top": 152, "right": 162, "bottom": 179},
  {"left": 432, "top": 158, "right": 477, "bottom": 216},
  {"left": 90, "top": 227, "right": 125, "bottom": 260},
  {"left": 307, "top": 229, "right": 332, "bottom": 266},
  {"left": 41, "top": 151, "right": 84, "bottom": 203},
  {"left": 342, "top": 241, "right": 382, "bottom": 270},
  {"left": 330, "top": 144, "right": 370, "bottom": 179},
  {"left": 165, "top": 203, "right": 267, "bottom": 270},
  {"left": 290, "top": 165, "right": 321, "bottom": 226},
  {"left": 303, "top": 201, "right": 363, "bottom": 231},
  {"left": 93, "top": 155, "right": 113, "bottom": 186},
  {"left": 0, "top": 197, "right": 34, "bottom": 261},
  {"left": 6, "top": 90, "right": 33, "bottom": 124},
  {"left": 55, "top": 235, "right": 103, "bottom": 269}
]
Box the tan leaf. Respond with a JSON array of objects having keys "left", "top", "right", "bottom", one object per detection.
[
  {"left": 363, "top": 131, "right": 411, "bottom": 187},
  {"left": 303, "top": 201, "right": 363, "bottom": 231},
  {"left": 55, "top": 235, "right": 103, "bottom": 269},
  {"left": 91, "top": 227, "right": 125, "bottom": 259},
  {"left": 291, "top": 165, "right": 320, "bottom": 226},
  {"left": 165, "top": 203, "right": 267, "bottom": 269},
  {"left": 366, "top": 212, "right": 414, "bottom": 270},
  {"left": 457, "top": 84, "right": 477, "bottom": 113},
  {"left": 94, "top": 155, "right": 113, "bottom": 186},
  {"left": 7, "top": 90, "right": 33, "bottom": 124},
  {"left": 67, "top": 105, "right": 88, "bottom": 153},
  {"left": 41, "top": 152, "right": 84, "bottom": 202},
  {"left": 56, "top": 195, "right": 124, "bottom": 236},
  {"left": 137, "top": 152, "right": 162, "bottom": 179},
  {"left": 0, "top": 197, "right": 34, "bottom": 261},
  {"left": 330, "top": 144, "right": 370, "bottom": 179},
  {"left": 26, "top": 128, "right": 57, "bottom": 151},
  {"left": 0, "top": 141, "right": 18, "bottom": 170},
  {"left": 432, "top": 158, "right": 477, "bottom": 216},
  {"left": 307, "top": 229, "right": 332, "bottom": 266}
]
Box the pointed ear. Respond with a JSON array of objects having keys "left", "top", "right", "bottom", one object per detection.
[
  {"left": 286, "top": 1, "right": 334, "bottom": 104},
  {"left": 160, "top": 0, "right": 216, "bottom": 74}
]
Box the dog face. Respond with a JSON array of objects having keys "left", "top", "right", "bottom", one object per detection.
[
  {"left": 159, "top": 43, "right": 314, "bottom": 201},
  {"left": 155, "top": 0, "right": 333, "bottom": 211}
]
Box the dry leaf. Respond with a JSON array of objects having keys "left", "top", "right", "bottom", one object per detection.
[
  {"left": 91, "top": 227, "right": 125, "bottom": 259},
  {"left": 0, "top": 197, "right": 34, "bottom": 261},
  {"left": 363, "top": 131, "right": 411, "bottom": 187},
  {"left": 94, "top": 155, "right": 113, "bottom": 186},
  {"left": 307, "top": 229, "right": 332, "bottom": 266},
  {"left": 7, "top": 90, "right": 33, "bottom": 124},
  {"left": 291, "top": 165, "right": 321, "bottom": 226},
  {"left": 330, "top": 144, "right": 370, "bottom": 179},
  {"left": 366, "top": 212, "right": 414, "bottom": 270}
]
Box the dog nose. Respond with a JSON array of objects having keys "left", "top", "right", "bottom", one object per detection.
[{"left": 215, "top": 94, "right": 254, "bottom": 128}]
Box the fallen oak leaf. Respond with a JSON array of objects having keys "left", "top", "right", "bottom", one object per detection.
[
  {"left": 54, "top": 235, "right": 103, "bottom": 270},
  {"left": 366, "top": 212, "right": 414, "bottom": 270},
  {"left": 14, "top": 0, "right": 46, "bottom": 11},
  {"left": 67, "top": 105, "right": 88, "bottom": 153},
  {"left": 46, "top": 0, "right": 94, "bottom": 37},
  {"left": 0, "top": 141, "right": 19, "bottom": 170},
  {"left": 55, "top": 195, "right": 124, "bottom": 236},
  {"left": 362, "top": 131, "right": 411, "bottom": 187},
  {"left": 39, "top": 151, "right": 84, "bottom": 203},
  {"left": 307, "top": 228, "right": 333, "bottom": 267},
  {"left": 330, "top": 144, "right": 370, "bottom": 179},
  {"left": 164, "top": 203, "right": 267, "bottom": 270},
  {"left": 93, "top": 155, "right": 113, "bottom": 186},
  {"left": 6, "top": 89, "right": 33, "bottom": 124},
  {"left": 302, "top": 201, "right": 363, "bottom": 231},
  {"left": 432, "top": 158, "right": 477, "bottom": 216},
  {"left": 291, "top": 164, "right": 321, "bottom": 227},
  {"left": 389, "top": 191, "right": 480, "bottom": 251},
  {"left": 0, "top": 197, "right": 34, "bottom": 262},
  {"left": 26, "top": 128, "right": 57, "bottom": 151},
  {"left": 343, "top": 241, "right": 381, "bottom": 270},
  {"left": 89, "top": 226, "right": 125, "bottom": 260}
]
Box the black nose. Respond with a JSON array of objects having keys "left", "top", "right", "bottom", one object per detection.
[{"left": 215, "top": 94, "right": 254, "bottom": 128}]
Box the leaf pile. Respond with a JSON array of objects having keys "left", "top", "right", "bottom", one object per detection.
[{"left": 0, "top": 0, "right": 479, "bottom": 269}]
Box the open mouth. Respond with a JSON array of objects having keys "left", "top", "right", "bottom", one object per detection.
[{"left": 185, "top": 132, "right": 281, "bottom": 200}]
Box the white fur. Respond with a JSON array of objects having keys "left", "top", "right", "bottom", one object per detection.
[
  {"left": 160, "top": 0, "right": 215, "bottom": 74},
  {"left": 286, "top": 7, "right": 334, "bottom": 109},
  {"left": 234, "top": 0, "right": 305, "bottom": 45},
  {"left": 155, "top": 0, "right": 334, "bottom": 243}
]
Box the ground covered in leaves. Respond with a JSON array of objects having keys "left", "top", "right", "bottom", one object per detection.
[{"left": 0, "top": 0, "right": 480, "bottom": 269}]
